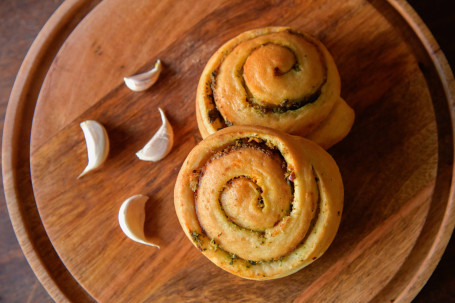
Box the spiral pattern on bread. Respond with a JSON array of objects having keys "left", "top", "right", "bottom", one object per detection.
[
  {"left": 196, "top": 27, "right": 355, "bottom": 149},
  {"left": 174, "top": 126, "right": 343, "bottom": 279}
]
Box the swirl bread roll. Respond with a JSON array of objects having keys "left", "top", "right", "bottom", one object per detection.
[
  {"left": 196, "top": 27, "right": 355, "bottom": 149},
  {"left": 174, "top": 125, "right": 343, "bottom": 280}
]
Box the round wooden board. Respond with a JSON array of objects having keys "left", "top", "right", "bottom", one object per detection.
[{"left": 3, "top": 0, "right": 455, "bottom": 302}]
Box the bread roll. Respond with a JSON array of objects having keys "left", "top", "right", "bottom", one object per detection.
[
  {"left": 196, "top": 27, "right": 354, "bottom": 149},
  {"left": 174, "top": 125, "right": 343, "bottom": 279}
]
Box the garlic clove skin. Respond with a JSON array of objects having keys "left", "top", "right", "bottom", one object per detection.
[
  {"left": 78, "top": 120, "right": 110, "bottom": 178},
  {"left": 118, "top": 194, "right": 160, "bottom": 248},
  {"left": 124, "top": 59, "right": 162, "bottom": 92},
  {"left": 136, "top": 108, "right": 174, "bottom": 162}
]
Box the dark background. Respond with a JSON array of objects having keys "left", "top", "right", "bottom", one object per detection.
[{"left": 0, "top": 0, "right": 453, "bottom": 302}]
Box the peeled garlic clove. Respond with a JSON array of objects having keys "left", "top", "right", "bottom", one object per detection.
[
  {"left": 124, "top": 59, "right": 162, "bottom": 92},
  {"left": 118, "top": 194, "right": 160, "bottom": 248},
  {"left": 136, "top": 108, "right": 174, "bottom": 161},
  {"left": 78, "top": 120, "right": 109, "bottom": 178}
]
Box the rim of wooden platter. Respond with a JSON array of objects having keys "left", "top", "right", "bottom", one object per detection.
[{"left": 2, "top": 0, "right": 454, "bottom": 302}]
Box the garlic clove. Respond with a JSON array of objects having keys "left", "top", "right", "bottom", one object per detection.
[
  {"left": 136, "top": 108, "right": 174, "bottom": 162},
  {"left": 118, "top": 194, "right": 160, "bottom": 248},
  {"left": 78, "top": 120, "right": 110, "bottom": 178},
  {"left": 123, "top": 59, "right": 162, "bottom": 92}
]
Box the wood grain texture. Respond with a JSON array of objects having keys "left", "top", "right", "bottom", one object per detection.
[
  {"left": 0, "top": 1, "right": 64, "bottom": 301},
  {"left": 2, "top": 0, "right": 100, "bottom": 301},
  {"left": 2, "top": 0, "right": 454, "bottom": 302}
]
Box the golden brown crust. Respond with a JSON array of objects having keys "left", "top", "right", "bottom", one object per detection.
[
  {"left": 195, "top": 27, "right": 354, "bottom": 149},
  {"left": 174, "top": 125, "right": 343, "bottom": 280},
  {"left": 307, "top": 98, "right": 356, "bottom": 149}
]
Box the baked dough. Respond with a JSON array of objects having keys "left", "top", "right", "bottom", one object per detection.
[
  {"left": 174, "top": 125, "right": 343, "bottom": 280},
  {"left": 196, "top": 27, "right": 354, "bottom": 149}
]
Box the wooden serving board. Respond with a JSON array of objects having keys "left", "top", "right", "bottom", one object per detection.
[{"left": 3, "top": 0, "right": 455, "bottom": 302}]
